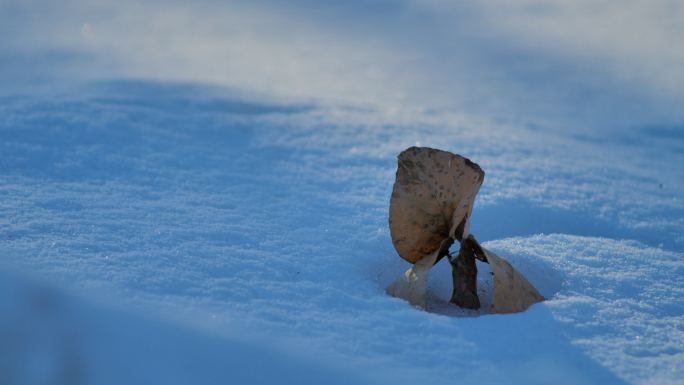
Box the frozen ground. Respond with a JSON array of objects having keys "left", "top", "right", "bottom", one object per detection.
[{"left": 1, "top": 1, "right": 684, "bottom": 384}]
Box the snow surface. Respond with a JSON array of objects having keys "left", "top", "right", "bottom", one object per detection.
[{"left": 2, "top": 0, "right": 684, "bottom": 384}]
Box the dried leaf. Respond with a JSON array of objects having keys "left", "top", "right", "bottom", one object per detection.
[
  {"left": 389, "top": 147, "right": 484, "bottom": 264},
  {"left": 385, "top": 147, "right": 545, "bottom": 314},
  {"left": 483, "top": 248, "right": 546, "bottom": 314},
  {"left": 384, "top": 248, "right": 439, "bottom": 310}
]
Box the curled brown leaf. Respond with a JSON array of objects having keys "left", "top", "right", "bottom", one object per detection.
[{"left": 389, "top": 147, "right": 484, "bottom": 264}]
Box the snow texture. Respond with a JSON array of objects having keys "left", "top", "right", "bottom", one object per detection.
[{"left": 1, "top": 0, "right": 684, "bottom": 384}]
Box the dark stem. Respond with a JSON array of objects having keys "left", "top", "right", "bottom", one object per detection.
[
  {"left": 432, "top": 236, "right": 455, "bottom": 266},
  {"left": 452, "top": 216, "right": 468, "bottom": 243},
  {"left": 467, "top": 234, "right": 488, "bottom": 263},
  {"left": 433, "top": 216, "right": 468, "bottom": 266},
  {"left": 448, "top": 237, "right": 481, "bottom": 309}
]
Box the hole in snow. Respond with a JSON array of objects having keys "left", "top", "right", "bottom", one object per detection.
[{"left": 424, "top": 249, "right": 561, "bottom": 317}]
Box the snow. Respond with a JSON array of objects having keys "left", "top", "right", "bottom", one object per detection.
[{"left": 2, "top": 0, "right": 684, "bottom": 384}]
